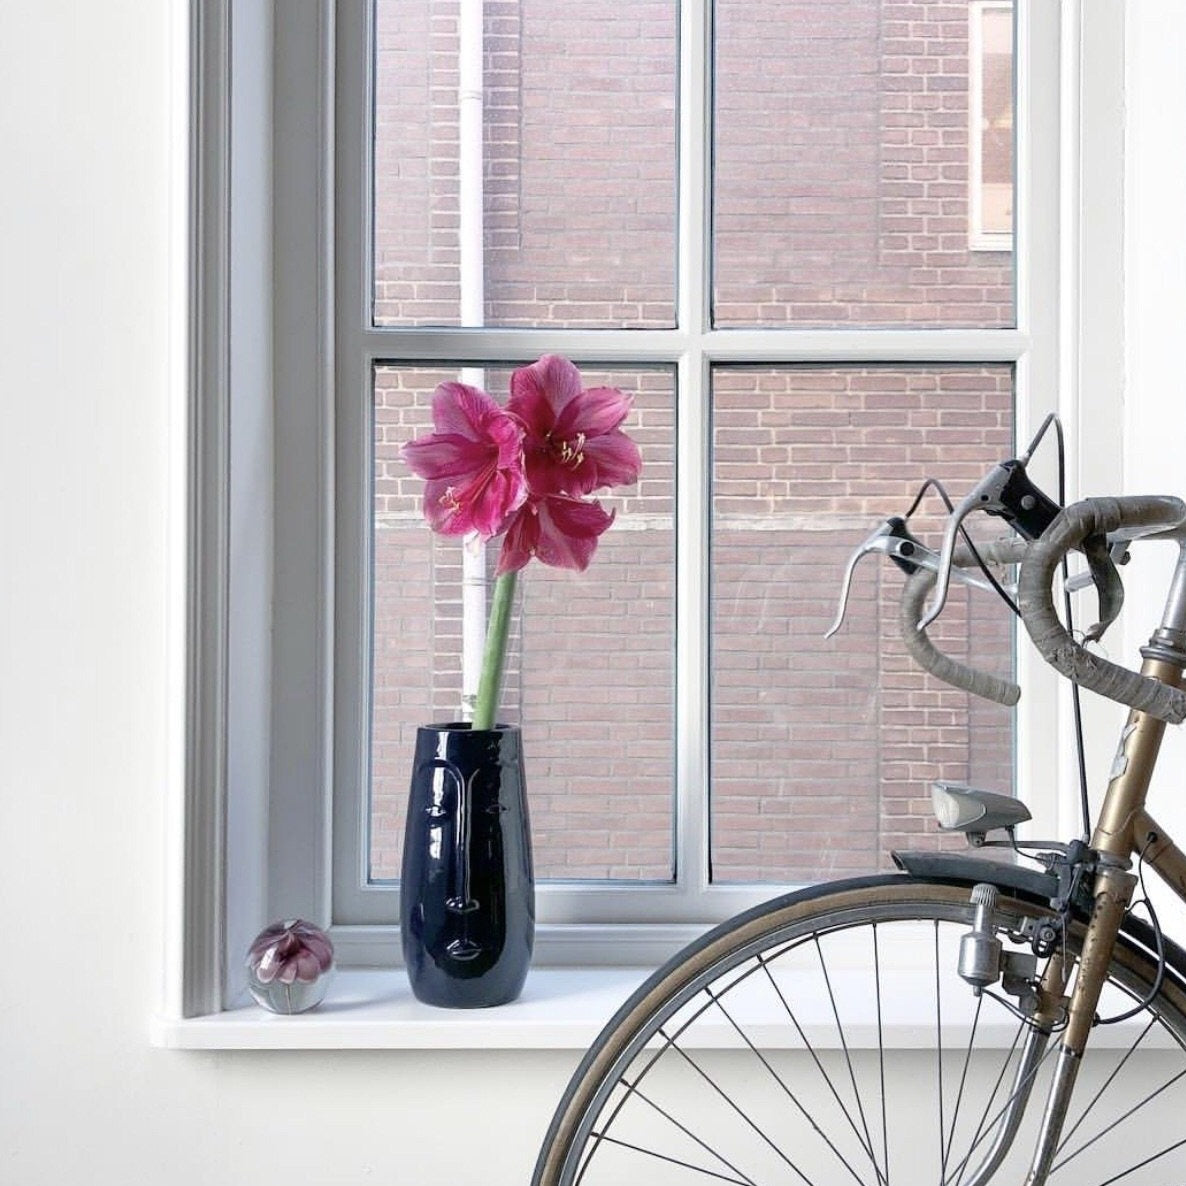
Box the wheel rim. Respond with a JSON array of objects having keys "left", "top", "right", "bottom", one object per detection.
[{"left": 542, "top": 882, "right": 1186, "bottom": 1186}]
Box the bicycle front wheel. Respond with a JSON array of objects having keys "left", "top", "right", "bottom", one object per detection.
[{"left": 534, "top": 875, "right": 1186, "bottom": 1186}]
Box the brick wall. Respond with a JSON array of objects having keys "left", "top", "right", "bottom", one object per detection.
[
  {"left": 714, "top": 0, "right": 1012, "bottom": 325},
  {"left": 711, "top": 367, "right": 1013, "bottom": 880},
  {"left": 369, "top": 0, "right": 1018, "bottom": 884}
]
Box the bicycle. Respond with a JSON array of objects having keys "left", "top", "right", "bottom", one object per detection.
[{"left": 532, "top": 418, "right": 1186, "bottom": 1185}]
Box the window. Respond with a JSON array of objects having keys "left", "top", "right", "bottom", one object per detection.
[
  {"left": 329, "top": 0, "right": 1057, "bottom": 961},
  {"left": 174, "top": 0, "right": 1125, "bottom": 1022},
  {"left": 970, "top": 1, "right": 1015, "bottom": 251}
]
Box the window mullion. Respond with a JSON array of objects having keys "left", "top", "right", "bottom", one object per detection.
[
  {"left": 355, "top": 326, "right": 1030, "bottom": 366},
  {"left": 678, "top": 0, "right": 713, "bottom": 336},
  {"left": 676, "top": 346, "right": 712, "bottom": 896},
  {"left": 674, "top": 0, "right": 714, "bottom": 895}
]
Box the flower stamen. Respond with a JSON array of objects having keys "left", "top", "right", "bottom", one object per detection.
[{"left": 556, "top": 432, "right": 586, "bottom": 468}]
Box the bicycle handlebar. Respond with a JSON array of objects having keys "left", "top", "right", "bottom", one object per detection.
[
  {"left": 900, "top": 536, "right": 1026, "bottom": 707},
  {"left": 1017, "top": 495, "right": 1186, "bottom": 723}
]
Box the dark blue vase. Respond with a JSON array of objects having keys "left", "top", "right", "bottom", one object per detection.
[{"left": 401, "top": 723, "right": 535, "bottom": 1007}]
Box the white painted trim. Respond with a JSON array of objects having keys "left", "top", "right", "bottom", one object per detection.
[
  {"left": 224, "top": 0, "right": 275, "bottom": 1014},
  {"left": 267, "top": 0, "right": 338, "bottom": 930},
  {"left": 152, "top": 961, "right": 1168, "bottom": 1051},
  {"left": 329, "top": 921, "right": 710, "bottom": 969},
  {"left": 349, "top": 326, "right": 1032, "bottom": 364},
  {"left": 1011, "top": 0, "right": 1067, "bottom": 846},
  {"left": 1123, "top": 3, "right": 1186, "bottom": 942},
  {"left": 171, "top": 0, "right": 231, "bottom": 1022},
  {"left": 1059, "top": 0, "right": 1129, "bottom": 839},
  {"left": 331, "top": 0, "right": 381, "bottom": 926},
  {"left": 328, "top": 2, "right": 1065, "bottom": 958},
  {"left": 163, "top": 0, "right": 203, "bottom": 1024},
  {"left": 171, "top": 0, "right": 1128, "bottom": 1009},
  {"left": 676, "top": 0, "right": 714, "bottom": 902}
]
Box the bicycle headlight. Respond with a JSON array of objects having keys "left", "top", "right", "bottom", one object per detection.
[{"left": 931, "top": 781, "right": 1031, "bottom": 834}]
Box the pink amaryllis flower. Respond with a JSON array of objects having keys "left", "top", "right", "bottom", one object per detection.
[
  {"left": 496, "top": 494, "right": 616, "bottom": 575},
  {"left": 401, "top": 381, "right": 527, "bottom": 539},
  {"left": 507, "top": 354, "right": 642, "bottom": 498},
  {"left": 403, "top": 357, "right": 641, "bottom": 730}
]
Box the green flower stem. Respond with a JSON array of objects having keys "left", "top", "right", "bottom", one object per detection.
[{"left": 471, "top": 569, "right": 518, "bottom": 732}]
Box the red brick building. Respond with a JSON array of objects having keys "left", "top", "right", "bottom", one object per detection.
[{"left": 369, "top": 0, "right": 1017, "bottom": 885}]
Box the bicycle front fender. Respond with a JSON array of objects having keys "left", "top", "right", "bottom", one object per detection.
[
  {"left": 891, "top": 849, "right": 1060, "bottom": 903},
  {"left": 893, "top": 847, "right": 1186, "bottom": 993}
]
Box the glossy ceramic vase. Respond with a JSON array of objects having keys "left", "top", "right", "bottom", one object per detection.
[{"left": 401, "top": 722, "right": 535, "bottom": 1007}]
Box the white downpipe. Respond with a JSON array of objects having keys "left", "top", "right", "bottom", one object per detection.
[{"left": 459, "top": 0, "right": 487, "bottom": 719}]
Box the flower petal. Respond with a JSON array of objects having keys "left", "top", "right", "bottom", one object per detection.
[
  {"left": 553, "top": 385, "right": 633, "bottom": 440},
  {"left": 404, "top": 381, "right": 526, "bottom": 538},
  {"left": 573, "top": 430, "right": 643, "bottom": 493},
  {"left": 495, "top": 504, "right": 539, "bottom": 575},
  {"left": 431, "top": 381, "right": 503, "bottom": 439},
  {"left": 293, "top": 950, "right": 323, "bottom": 983},
  {"left": 421, "top": 465, "right": 526, "bottom": 538},
  {"left": 534, "top": 496, "right": 615, "bottom": 571},
  {"left": 507, "top": 354, "right": 583, "bottom": 434},
  {"left": 401, "top": 433, "right": 487, "bottom": 481}
]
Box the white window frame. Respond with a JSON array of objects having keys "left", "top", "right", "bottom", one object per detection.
[{"left": 168, "top": 0, "right": 1125, "bottom": 1021}]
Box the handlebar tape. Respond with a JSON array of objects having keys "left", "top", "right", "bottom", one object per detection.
[
  {"left": 900, "top": 537, "right": 1027, "bottom": 707},
  {"left": 1017, "top": 496, "right": 1186, "bottom": 724}
]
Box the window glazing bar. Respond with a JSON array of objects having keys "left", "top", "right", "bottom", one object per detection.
[{"left": 353, "top": 327, "right": 1032, "bottom": 365}]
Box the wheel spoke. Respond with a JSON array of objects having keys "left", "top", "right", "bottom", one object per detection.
[
  {"left": 935, "top": 922, "right": 946, "bottom": 1184},
  {"left": 757, "top": 952, "right": 886, "bottom": 1184},
  {"left": 940, "top": 1030, "right": 1061, "bottom": 1185},
  {"left": 703, "top": 984, "right": 872, "bottom": 1186},
  {"left": 659, "top": 1028, "right": 817, "bottom": 1185},
  {"left": 948, "top": 1018, "right": 1027, "bottom": 1186},
  {"left": 1094, "top": 1133, "right": 1186, "bottom": 1186},
  {"left": 1051, "top": 1065, "right": 1186, "bottom": 1175},
  {"left": 584, "top": 1131, "right": 759, "bottom": 1185},
  {"left": 619, "top": 1075, "right": 760, "bottom": 1186},
  {"left": 942, "top": 993, "right": 984, "bottom": 1179},
  {"left": 873, "top": 924, "right": 889, "bottom": 1186},
  {"left": 573, "top": 1023, "right": 750, "bottom": 1186},
  {"left": 1053, "top": 1017, "right": 1155, "bottom": 1157},
  {"left": 814, "top": 935, "right": 879, "bottom": 1179}
]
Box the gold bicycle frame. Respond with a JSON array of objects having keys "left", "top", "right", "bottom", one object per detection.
[{"left": 1024, "top": 592, "right": 1186, "bottom": 1182}]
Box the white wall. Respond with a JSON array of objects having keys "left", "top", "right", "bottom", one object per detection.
[
  {"left": 1122, "top": 2, "right": 1186, "bottom": 941},
  {"left": 0, "top": 4, "right": 571, "bottom": 1182},
  {"left": 3, "top": 3, "right": 1186, "bottom": 1184}
]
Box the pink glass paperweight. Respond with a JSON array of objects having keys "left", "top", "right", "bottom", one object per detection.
[{"left": 245, "top": 919, "right": 335, "bottom": 1014}]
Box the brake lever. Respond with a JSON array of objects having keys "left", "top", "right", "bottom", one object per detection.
[
  {"left": 921, "top": 460, "right": 1062, "bottom": 629},
  {"left": 826, "top": 516, "right": 998, "bottom": 639},
  {"left": 1064, "top": 540, "right": 1131, "bottom": 592}
]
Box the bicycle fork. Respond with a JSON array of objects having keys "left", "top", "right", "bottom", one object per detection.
[
  {"left": 953, "top": 650, "right": 1186, "bottom": 1184},
  {"left": 1025, "top": 649, "right": 1185, "bottom": 1184},
  {"left": 955, "top": 951, "right": 1069, "bottom": 1186},
  {"left": 1023, "top": 865, "right": 1137, "bottom": 1185}
]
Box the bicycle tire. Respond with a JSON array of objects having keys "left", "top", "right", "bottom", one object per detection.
[{"left": 533, "top": 874, "right": 1186, "bottom": 1186}]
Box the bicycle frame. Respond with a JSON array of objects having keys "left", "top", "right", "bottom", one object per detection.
[{"left": 1021, "top": 539, "right": 1186, "bottom": 1183}]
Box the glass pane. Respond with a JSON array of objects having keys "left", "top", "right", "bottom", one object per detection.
[
  {"left": 372, "top": 364, "right": 676, "bottom": 882},
  {"left": 373, "top": 0, "right": 678, "bottom": 328},
  {"left": 710, "top": 367, "right": 1015, "bottom": 883},
  {"left": 713, "top": 0, "right": 1015, "bottom": 327},
  {"left": 972, "top": 2, "right": 1014, "bottom": 245}
]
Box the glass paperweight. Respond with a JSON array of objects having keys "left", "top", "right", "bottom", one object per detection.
[{"left": 245, "top": 919, "right": 335, "bottom": 1014}]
